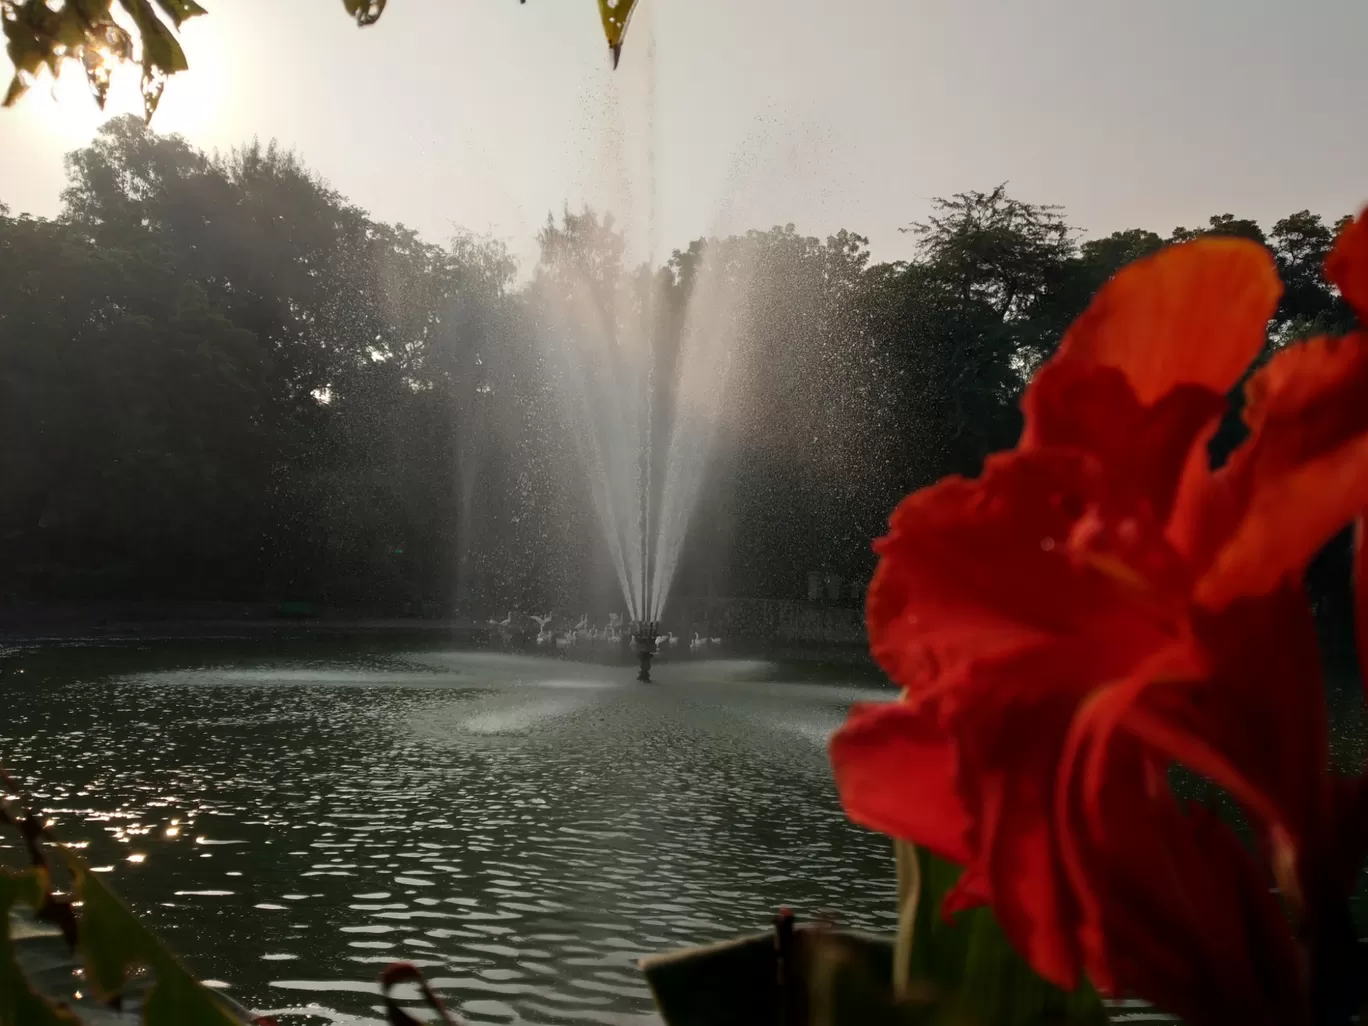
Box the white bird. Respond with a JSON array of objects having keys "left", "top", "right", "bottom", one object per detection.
[
  {"left": 575, "top": 613, "right": 589, "bottom": 631},
  {"left": 487, "top": 611, "right": 514, "bottom": 629},
  {"left": 690, "top": 633, "right": 704, "bottom": 651},
  {"left": 536, "top": 629, "right": 552, "bottom": 646},
  {"left": 655, "top": 634, "right": 668, "bottom": 647},
  {"left": 667, "top": 633, "right": 678, "bottom": 646},
  {"left": 709, "top": 637, "right": 723, "bottom": 646},
  {"left": 554, "top": 632, "right": 572, "bottom": 649},
  {"left": 532, "top": 614, "right": 553, "bottom": 629}
]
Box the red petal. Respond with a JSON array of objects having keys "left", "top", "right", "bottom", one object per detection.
[
  {"left": 1327, "top": 208, "right": 1368, "bottom": 325},
  {"left": 1050, "top": 238, "right": 1281, "bottom": 405},
  {"left": 973, "top": 703, "right": 1082, "bottom": 989},
  {"left": 938, "top": 645, "right": 1161, "bottom": 991},
  {"left": 867, "top": 449, "right": 1180, "bottom": 694},
  {"left": 1058, "top": 726, "right": 1306, "bottom": 1026},
  {"left": 1022, "top": 360, "right": 1225, "bottom": 523},
  {"left": 1076, "top": 589, "right": 1330, "bottom": 909},
  {"left": 1191, "top": 333, "right": 1368, "bottom": 607},
  {"left": 828, "top": 698, "right": 975, "bottom": 865}
]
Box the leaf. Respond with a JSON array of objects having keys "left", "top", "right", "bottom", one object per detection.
[
  {"left": 341, "top": 0, "right": 387, "bottom": 27},
  {"left": 138, "top": 66, "right": 167, "bottom": 122},
  {"left": 116, "top": 0, "right": 188, "bottom": 74},
  {"left": 70, "top": 0, "right": 117, "bottom": 19},
  {"left": 0, "top": 869, "right": 79, "bottom": 1026},
  {"left": 109, "top": 0, "right": 186, "bottom": 120},
  {"left": 65, "top": 854, "right": 243, "bottom": 1026},
  {"left": 906, "top": 850, "right": 1107, "bottom": 1026},
  {"left": 596, "top": 0, "right": 638, "bottom": 68},
  {"left": 151, "top": 0, "right": 207, "bottom": 28},
  {"left": 2, "top": 11, "right": 48, "bottom": 107}
]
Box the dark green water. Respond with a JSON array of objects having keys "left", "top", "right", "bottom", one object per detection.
[{"left": 0, "top": 639, "right": 900, "bottom": 1025}]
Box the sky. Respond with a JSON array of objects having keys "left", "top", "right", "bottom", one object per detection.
[{"left": 2, "top": 0, "right": 1367, "bottom": 273}]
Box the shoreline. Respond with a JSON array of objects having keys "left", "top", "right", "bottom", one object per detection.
[{"left": 0, "top": 604, "right": 878, "bottom": 668}]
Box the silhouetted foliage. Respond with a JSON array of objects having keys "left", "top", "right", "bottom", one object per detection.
[
  {"left": 0, "top": 119, "right": 1354, "bottom": 619},
  {"left": 1, "top": 1, "right": 636, "bottom": 121}
]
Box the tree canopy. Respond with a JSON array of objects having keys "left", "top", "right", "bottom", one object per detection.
[{"left": 0, "top": 116, "right": 1353, "bottom": 618}]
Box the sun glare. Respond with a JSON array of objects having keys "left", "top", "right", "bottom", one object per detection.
[{"left": 22, "top": 30, "right": 224, "bottom": 147}]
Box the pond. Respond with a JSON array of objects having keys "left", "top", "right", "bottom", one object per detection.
[{"left": 0, "top": 638, "right": 901, "bottom": 1025}]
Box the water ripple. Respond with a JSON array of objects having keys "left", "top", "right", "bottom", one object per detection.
[{"left": 1, "top": 642, "right": 899, "bottom": 1025}]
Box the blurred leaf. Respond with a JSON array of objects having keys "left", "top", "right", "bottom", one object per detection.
[
  {"left": 596, "top": 0, "right": 638, "bottom": 67},
  {"left": 151, "top": 0, "right": 206, "bottom": 28},
  {"left": 112, "top": 0, "right": 185, "bottom": 120},
  {"left": 65, "top": 854, "right": 243, "bottom": 1026},
  {"left": 341, "top": 0, "right": 387, "bottom": 27},
  {"left": 3, "top": 3, "right": 51, "bottom": 107},
  {"left": 138, "top": 66, "right": 166, "bottom": 122},
  {"left": 71, "top": 0, "right": 118, "bottom": 20},
  {"left": 0, "top": 868, "right": 78, "bottom": 1026},
  {"left": 116, "top": 0, "right": 186, "bottom": 73},
  {"left": 81, "top": 22, "right": 134, "bottom": 109},
  {"left": 907, "top": 850, "right": 1106, "bottom": 1026}
]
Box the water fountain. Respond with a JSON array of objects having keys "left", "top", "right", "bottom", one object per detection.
[
  {"left": 535, "top": 17, "right": 744, "bottom": 654},
  {"left": 630, "top": 619, "right": 659, "bottom": 682}
]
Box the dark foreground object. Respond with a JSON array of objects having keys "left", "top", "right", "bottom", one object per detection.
[{"left": 640, "top": 911, "right": 894, "bottom": 1026}]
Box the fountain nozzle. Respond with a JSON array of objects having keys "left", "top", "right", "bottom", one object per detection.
[{"left": 631, "top": 620, "right": 659, "bottom": 682}]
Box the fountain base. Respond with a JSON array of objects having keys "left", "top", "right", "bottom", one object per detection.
[{"left": 631, "top": 621, "right": 659, "bottom": 683}]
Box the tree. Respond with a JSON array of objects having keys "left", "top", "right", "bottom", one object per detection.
[
  {"left": 1269, "top": 209, "right": 1355, "bottom": 334},
  {"left": 0, "top": 210, "right": 270, "bottom": 597},
  {"left": 903, "top": 184, "right": 1075, "bottom": 323}
]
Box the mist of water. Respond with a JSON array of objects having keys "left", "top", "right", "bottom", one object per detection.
[
  {"left": 538, "top": 16, "right": 745, "bottom": 623},
  {"left": 543, "top": 296, "right": 653, "bottom": 620},
  {"left": 650, "top": 255, "right": 746, "bottom": 615}
]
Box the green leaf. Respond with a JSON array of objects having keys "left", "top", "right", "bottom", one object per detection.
[
  {"left": 116, "top": 0, "right": 188, "bottom": 74},
  {"left": 341, "top": 0, "right": 387, "bottom": 27},
  {"left": 597, "top": 0, "right": 638, "bottom": 67},
  {"left": 151, "top": 0, "right": 207, "bottom": 28},
  {"left": 0, "top": 869, "right": 78, "bottom": 1026},
  {"left": 3, "top": 12, "right": 46, "bottom": 107},
  {"left": 65, "top": 855, "right": 243, "bottom": 1026},
  {"left": 906, "top": 850, "right": 1106, "bottom": 1026},
  {"left": 70, "top": 0, "right": 119, "bottom": 22}
]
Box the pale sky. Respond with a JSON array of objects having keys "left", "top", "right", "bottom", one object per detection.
[{"left": 2, "top": 0, "right": 1366, "bottom": 272}]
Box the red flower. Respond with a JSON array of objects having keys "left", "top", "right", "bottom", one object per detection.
[{"left": 831, "top": 210, "right": 1368, "bottom": 1024}]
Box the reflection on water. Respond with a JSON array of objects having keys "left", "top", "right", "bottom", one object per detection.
[{"left": 0, "top": 641, "right": 898, "bottom": 1025}]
